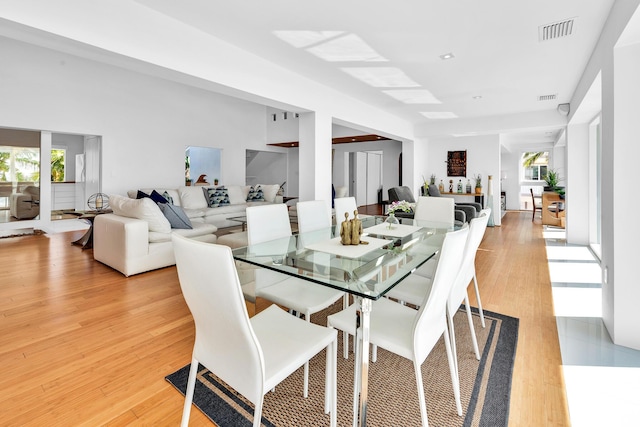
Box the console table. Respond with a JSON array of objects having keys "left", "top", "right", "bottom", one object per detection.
[{"left": 440, "top": 192, "right": 485, "bottom": 208}]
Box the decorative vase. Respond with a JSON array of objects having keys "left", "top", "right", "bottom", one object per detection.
[
  {"left": 385, "top": 213, "right": 399, "bottom": 229},
  {"left": 466, "top": 179, "right": 472, "bottom": 193},
  {"left": 438, "top": 180, "right": 445, "bottom": 193},
  {"left": 475, "top": 187, "right": 482, "bottom": 194}
]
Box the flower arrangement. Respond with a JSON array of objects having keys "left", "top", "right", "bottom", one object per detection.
[{"left": 388, "top": 200, "right": 413, "bottom": 215}]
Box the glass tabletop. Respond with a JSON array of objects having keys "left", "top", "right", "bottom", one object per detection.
[{"left": 232, "top": 215, "right": 454, "bottom": 300}]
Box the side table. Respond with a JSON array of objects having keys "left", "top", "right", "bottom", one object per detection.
[{"left": 71, "top": 209, "right": 113, "bottom": 250}]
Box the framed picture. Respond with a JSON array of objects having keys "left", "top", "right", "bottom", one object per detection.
[{"left": 447, "top": 150, "right": 467, "bottom": 177}]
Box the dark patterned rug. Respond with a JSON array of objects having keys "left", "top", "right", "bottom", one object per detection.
[{"left": 166, "top": 305, "right": 518, "bottom": 426}]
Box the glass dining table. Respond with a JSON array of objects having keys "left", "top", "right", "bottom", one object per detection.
[{"left": 232, "top": 215, "right": 453, "bottom": 426}]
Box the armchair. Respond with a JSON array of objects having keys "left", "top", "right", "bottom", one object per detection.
[
  {"left": 10, "top": 185, "right": 40, "bottom": 219},
  {"left": 388, "top": 186, "right": 467, "bottom": 223}
]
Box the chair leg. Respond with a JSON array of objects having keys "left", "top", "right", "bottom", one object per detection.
[
  {"left": 180, "top": 358, "right": 199, "bottom": 427},
  {"left": 324, "top": 337, "right": 338, "bottom": 427},
  {"left": 443, "top": 321, "right": 462, "bottom": 416},
  {"left": 303, "top": 311, "right": 311, "bottom": 398},
  {"left": 447, "top": 309, "right": 459, "bottom": 375},
  {"left": 472, "top": 272, "right": 485, "bottom": 328},
  {"left": 413, "top": 361, "right": 430, "bottom": 427},
  {"left": 464, "top": 296, "right": 481, "bottom": 360},
  {"left": 253, "top": 397, "right": 264, "bottom": 427}
]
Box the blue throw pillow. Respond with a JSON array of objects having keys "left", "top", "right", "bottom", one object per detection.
[
  {"left": 158, "top": 203, "right": 192, "bottom": 229},
  {"left": 203, "top": 186, "right": 230, "bottom": 207},
  {"left": 136, "top": 189, "right": 169, "bottom": 204},
  {"left": 246, "top": 185, "right": 265, "bottom": 202}
]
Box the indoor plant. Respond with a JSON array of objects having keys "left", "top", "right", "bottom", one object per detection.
[
  {"left": 474, "top": 174, "right": 482, "bottom": 194},
  {"left": 543, "top": 169, "right": 559, "bottom": 191}
]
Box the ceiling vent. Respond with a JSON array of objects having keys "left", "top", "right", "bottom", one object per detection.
[
  {"left": 538, "top": 94, "right": 557, "bottom": 101},
  {"left": 539, "top": 17, "right": 576, "bottom": 41}
]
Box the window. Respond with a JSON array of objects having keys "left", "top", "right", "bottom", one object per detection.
[
  {"left": 0, "top": 146, "right": 40, "bottom": 183},
  {"left": 51, "top": 148, "right": 65, "bottom": 182},
  {"left": 521, "top": 152, "right": 549, "bottom": 181}
]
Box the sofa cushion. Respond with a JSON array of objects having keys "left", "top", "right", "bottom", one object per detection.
[
  {"left": 258, "top": 184, "right": 280, "bottom": 203},
  {"left": 158, "top": 203, "right": 192, "bottom": 229},
  {"left": 109, "top": 194, "right": 171, "bottom": 234},
  {"left": 202, "top": 203, "right": 247, "bottom": 217},
  {"left": 148, "top": 222, "right": 217, "bottom": 243},
  {"left": 203, "top": 186, "right": 230, "bottom": 207},
  {"left": 227, "top": 185, "right": 250, "bottom": 204},
  {"left": 178, "top": 186, "right": 208, "bottom": 209},
  {"left": 246, "top": 185, "right": 265, "bottom": 202}
]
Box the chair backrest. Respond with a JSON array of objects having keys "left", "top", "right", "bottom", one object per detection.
[
  {"left": 246, "top": 203, "right": 292, "bottom": 245},
  {"left": 427, "top": 184, "right": 442, "bottom": 197},
  {"left": 296, "top": 200, "right": 331, "bottom": 234},
  {"left": 414, "top": 196, "right": 455, "bottom": 226},
  {"left": 388, "top": 186, "right": 416, "bottom": 203},
  {"left": 530, "top": 188, "right": 540, "bottom": 207},
  {"left": 413, "top": 226, "right": 469, "bottom": 362},
  {"left": 448, "top": 211, "right": 490, "bottom": 312},
  {"left": 172, "top": 234, "right": 264, "bottom": 403},
  {"left": 333, "top": 197, "right": 358, "bottom": 235}
]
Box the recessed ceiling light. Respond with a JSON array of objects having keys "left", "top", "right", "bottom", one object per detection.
[
  {"left": 383, "top": 89, "right": 442, "bottom": 104},
  {"left": 341, "top": 67, "right": 420, "bottom": 87},
  {"left": 439, "top": 52, "right": 455, "bottom": 60},
  {"left": 472, "top": 95, "right": 483, "bottom": 99},
  {"left": 307, "top": 34, "right": 387, "bottom": 62},
  {"left": 420, "top": 111, "right": 458, "bottom": 119}
]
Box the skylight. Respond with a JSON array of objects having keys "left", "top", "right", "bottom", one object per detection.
[
  {"left": 341, "top": 67, "right": 419, "bottom": 87},
  {"left": 273, "top": 30, "right": 344, "bottom": 48},
  {"left": 383, "top": 89, "right": 441, "bottom": 104},
  {"left": 420, "top": 111, "right": 458, "bottom": 119},
  {"left": 307, "top": 34, "right": 387, "bottom": 62}
]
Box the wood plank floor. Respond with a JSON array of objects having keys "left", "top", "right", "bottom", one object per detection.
[{"left": 0, "top": 210, "right": 570, "bottom": 426}]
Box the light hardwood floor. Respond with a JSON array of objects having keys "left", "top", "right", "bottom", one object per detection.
[{"left": 0, "top": 211, "right": 570, "bottom": 426}]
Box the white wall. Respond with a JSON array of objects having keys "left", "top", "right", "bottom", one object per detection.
[
  {"left": 427, "top": 135, "right": 502, "bottom": 225},
  {"left": 0, "top": 36, "right": 268, "bottom": 198}
]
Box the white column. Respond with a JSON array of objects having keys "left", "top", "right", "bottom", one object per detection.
[
  {"left": 602, "top": 40, "right": 640, "bottom": 350},
  {"left": 298, "top": 111, "right": 333, "bottom": 203},
  {"left": 565, "top": 123, "right": 589, "bottom": 244}
]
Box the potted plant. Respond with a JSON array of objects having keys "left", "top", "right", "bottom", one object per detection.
[
  {"left": 543, "top": 169, "right": 559, "bottom": 191},
  {"left": 474, "top": 174, "right": 482, "bottom": 194}
]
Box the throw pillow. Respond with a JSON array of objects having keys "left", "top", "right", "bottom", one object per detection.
[
  {"left": 110, "top": 194, "right": 171, "bottom": 233},
  {"left": 203, "top": 186, "right": 230, "bottom": 207},
  {"left": 162, "top": 191, "right": 174, "bottom": 205},
  {"left": 246, "top": 185, "right": 265, "bottom": 202},
  {"left": 136, "top": 189, "right": 169, "bottom": 204},
  {"left": 158, "top": 203, "right": 192, "bottom": 229}
]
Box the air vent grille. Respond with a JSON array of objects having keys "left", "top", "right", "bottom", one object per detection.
[
  {"left": 539, "top": 18, "right": 576, "bottom": 41},
  {"left": 538, "top": 94, "right": 557, "bottom": 101}
]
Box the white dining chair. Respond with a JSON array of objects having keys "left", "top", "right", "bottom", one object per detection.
[
  {"left": 327, "top": 227, "right": 469, "bottom": 425},
  {"left": 386, "top": 211, "right": 490, "bottom": 369},
  {"left": 172, "top": 234, "right": 337, "bottom": 427},
  {"left": 333, "top": 196, "right": 363, "bottom": 235},
  {"left": 410, "top": 196, "right": 455, "bottom": 279},
  {"left": 297, "top": 199, "right": 353, "bottom": 354},
  {"left": 246, "top": 204, "right": 345, "bottom": 396}
]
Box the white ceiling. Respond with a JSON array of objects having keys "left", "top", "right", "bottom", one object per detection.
[
  {"left": 0, "top": 0, "right": 621, "bottom": 148},
  {"left": 132, "top": 0, "right": 615, "bottom": 147}
]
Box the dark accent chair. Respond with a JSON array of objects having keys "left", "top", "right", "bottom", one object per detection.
[
  {"left": 426, "top": 184, "right": 482, "bottom": 223},
  {"left": 388, "top": 186, "right": 467, "bottom": 224}
]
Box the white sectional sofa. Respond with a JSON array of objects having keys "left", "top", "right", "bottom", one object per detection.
[{"left": 93, "top": 184, "right": 282, "bottom": 276}]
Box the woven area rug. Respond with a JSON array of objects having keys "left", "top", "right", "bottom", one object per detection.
[{"left": 166, "top": 303, "right": 518, "bottom": 426}]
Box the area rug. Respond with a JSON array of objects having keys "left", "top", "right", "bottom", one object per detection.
[{"left": 166, "top": 304, "right": 518, "bottom": 427}]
